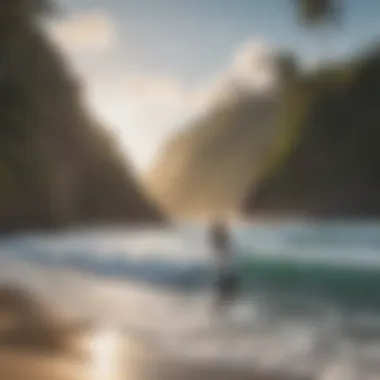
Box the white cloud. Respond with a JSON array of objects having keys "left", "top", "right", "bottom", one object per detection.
[
  {"left": 231, "top": 41, "right": 276, "bottom": 76},
  {"left": 121, "top": 40, "right": 279, "bottom": 113},
  {"left": 229, "top": 40, "right": 279, "bottom": 90},
  {"left": 124, "top": 75, "right": 194, "bottom": 107},
  {"left": 197, "top": 40, "right": 279, "bottom": 108},
  {"left": 47, "top": 10, "right": 117, "bottom": 54}
]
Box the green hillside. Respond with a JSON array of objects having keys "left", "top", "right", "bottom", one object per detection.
[
  {"left": 147, "top": 43, "right": 380, "bottom": 219},
  {"left": 146, "top": 91, "right": 280, "bottom": 218},
  {"left": 0, "top": 0, "right": 162, "bottom": 232},
  {"left": 145, "top": 51, "right": 299, "bottom": 218},
  {"left": 244, "top": 45, "right": 380, "bottom": 217}
]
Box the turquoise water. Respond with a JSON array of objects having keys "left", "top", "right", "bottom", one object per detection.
[
  {"left": 3, "top": 222, "right": 380, "bottom": 311},
  {"left": 239, "top": 254, "right": 380, "bottom": 311},
  {"left": 1, "top": 221, "right": 380, "bottom": 378}
]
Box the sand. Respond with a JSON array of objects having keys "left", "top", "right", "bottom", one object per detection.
[
  {"left": 0, "top": 284, "right": 313, "bottom": 380},
  {"left": 0, "top": 332, "right": 314, "bottom": 380},
  {"left": 0, "top": 349, "right": 88, "bottom": 380}
]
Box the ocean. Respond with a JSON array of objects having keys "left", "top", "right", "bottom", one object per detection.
[{"left": 1, "top": 221, "right": 380, "bottom": 379}]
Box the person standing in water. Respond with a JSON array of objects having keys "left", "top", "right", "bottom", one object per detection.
[{"left": 209, "top": 218, "right": 240, "bottom": 311}]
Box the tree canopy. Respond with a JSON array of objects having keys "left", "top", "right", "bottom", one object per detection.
[{"left": 294, "top": 0, "right": 342, "bottom": 28}]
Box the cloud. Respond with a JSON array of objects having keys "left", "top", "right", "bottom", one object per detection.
[
  {"left": 197, "top": 41, "right": 279, "bottom": 108},
  {"left": 48, "top": 10, "right": 117, "bottom": 54},
  {"left": 124, "top": 75, "right": 194, "bottom": 106},
  {"left": 229, "top": 40, "right": 279, "bottom": 89},
  {"left": 122, "top": 40, "right": 279, "bottom": 112}
]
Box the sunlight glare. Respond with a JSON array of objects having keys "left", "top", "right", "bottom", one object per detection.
[{"left": 87, "top": 327, "right": 121, "bottom": 380}]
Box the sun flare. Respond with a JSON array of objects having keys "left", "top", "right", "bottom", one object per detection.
[{"left": 86, "top": 328, "right": 121, "bottom": 380}]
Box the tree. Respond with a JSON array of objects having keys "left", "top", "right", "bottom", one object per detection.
[
  {"left": 0, "top": 0, "right": 55, "bottom": 27},
  {"left": 276, "top": 51, "right": 300, "bottom": 86},
  {"left": 293, "top": 0, "right": 343, "bottom": 62},
  {"left": 294, "top": 0, "right": 341, "bottom": 27}
]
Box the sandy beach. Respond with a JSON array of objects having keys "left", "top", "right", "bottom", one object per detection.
[
  {"left": 0, "top": 328, "right": 314, "bottom": 380},
  {"left": 0, "top": 345, "right": 314, "bottom": 380},
  {"left": 0, "top": 349, "right": 88, "bottom": 380},
  {"left": 0, "top": 282, "right": 318, "bottom": 380}
]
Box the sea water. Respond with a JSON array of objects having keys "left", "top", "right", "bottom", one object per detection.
[{"left": 1, "top": 221, "right": 380, "bottom": 379}]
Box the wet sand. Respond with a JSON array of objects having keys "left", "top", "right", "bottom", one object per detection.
[
  {"left": 0, "top": 284, "right": 313, "bottom": 380},
  {"left": 0, "top": 332, "right": 314, "bottom": 380},
  {"left": 136, "top": 357, "right": 314, "bottom": 380},
  {"left": 0, "top": 349, "right": 88, "bottom": 380}
]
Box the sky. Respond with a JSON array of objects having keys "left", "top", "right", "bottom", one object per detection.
[{"left": 45, "top": 0, "right": 380, "bottom": 173}]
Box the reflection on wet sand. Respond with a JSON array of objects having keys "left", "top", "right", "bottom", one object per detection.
[
  {"left": 85, "top": 328, "right": 123, "bottom": 380},
  {"left": 0, "top": 323, "right": 129, "bottom": 380},
  {"left": 0, "top": 349, "right": 87, "bottom": 380},
  {"left": 1, "top": 327, "right": 315, "bottom": 380},
  {"left": 0, "top": 283, "right": 314, "bottom": 380},
  {"left": 0, "top": 283, "right": 140, "bottom": 380}
]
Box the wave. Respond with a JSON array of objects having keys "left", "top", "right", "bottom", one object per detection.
[{"left": 3, "top": 233, "right": 380, "bottom": 312}]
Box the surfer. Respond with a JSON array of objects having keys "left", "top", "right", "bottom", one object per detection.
[{"left": 209, "top": 218, "right": 240, "bottom": 311}]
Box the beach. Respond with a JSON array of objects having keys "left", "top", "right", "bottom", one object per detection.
[
  {"left": 0, "top": 349, "right": 87, "bottom": 380},
  {"left": 0, "top": 326, "right": 313, "bottom": 380},
  {"left": 2, "top": 225, "right": 380, "bottom": 379},
  {"left": 0, "top": 281, "right": 313, "bottom": 380}
]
